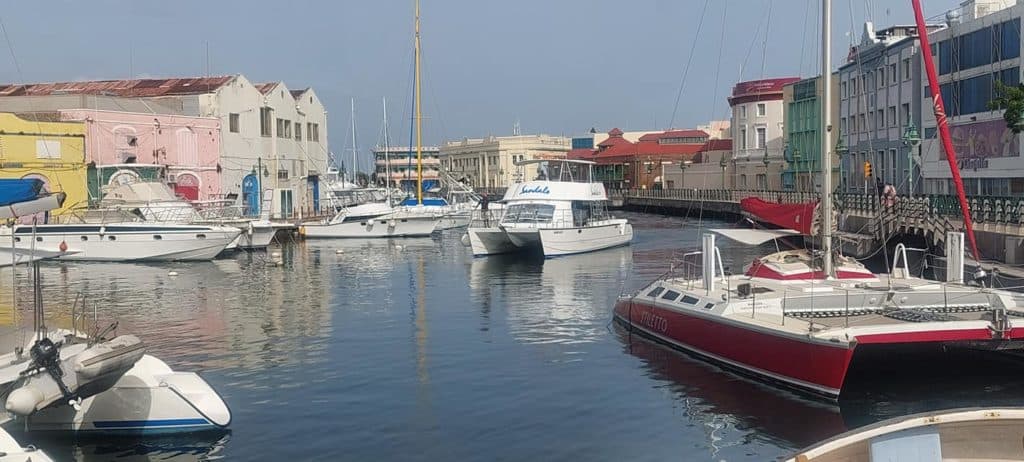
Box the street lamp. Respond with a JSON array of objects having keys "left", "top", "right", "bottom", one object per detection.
[
  {"left": 902, "top": 121, "right": 921, "bottom": 196},
  {"left": 835, "top": 132, "right": 849, "bottom": 193},
  {"left": 719, "top": 156, "right": 727, "bottom": 189},
  {"left": 761, "top": 146, "right": 770, "bottom": 190},
  {"left": 680, "top": 160, "right": 692, "bottom": 188}
]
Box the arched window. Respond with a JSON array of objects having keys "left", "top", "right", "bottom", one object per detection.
[{"left": 112, "top": 126, "right": 138, "bottom": 163}]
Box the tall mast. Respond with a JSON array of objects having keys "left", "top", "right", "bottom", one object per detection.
[
  {"left": 414, "top": 0, "right": 424, "bottom": 204},
  {"left": 383, "top": 96, "right": 392, "bottom": 204},
  {"left": 911, "top": 0, "right": 982, "bottom": 263},
  {"left": 821, "top": 0, "right": 834, "bottom": 277},
  {"left": 350, "top": 97, "right": 358, "bottom": 184}
]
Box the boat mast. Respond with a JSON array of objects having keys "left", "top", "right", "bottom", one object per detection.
[
  {"left": 911, "top": 0, "right": 982, "bottom": 263},
  {"left": 821, "top": 0, "right": 834, "bottom": 277},
  {"left": 383, "top": 96, "right": 392, "bottom": 204},
  {"left": 350, "top": 98, "right": 358, "bottom": 185},
  {"left": 414, "top": 0, "right": 424, "bottom": 204}
]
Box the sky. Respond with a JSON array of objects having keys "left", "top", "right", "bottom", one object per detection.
[{"left": 0, "top": 0, "right": 964, "bottom": 170}]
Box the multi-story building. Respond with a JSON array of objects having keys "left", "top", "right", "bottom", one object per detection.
[
  {"left": 440, "top": 134, "right": 570, "bottom": 188},
  {"left": 0, "top": 112, "right": 86, "bottom": 218},
  {"left": 838, "top": 22, "right": 941, "bottom": 194},
  {"left": 0, "top": 75, "right": 329, "bottom": 216},
  {"left": 782, "top": 74, "right": 840, "bottom": 192},
  {"left": 920, "top": 0, "right": 1022, "bottom": 196},
  {"left": 372, "top": 145, "right": 441, "bottom": 191},
  {"left": 729, "top": 78, "right": 799, "bottom": 190}
]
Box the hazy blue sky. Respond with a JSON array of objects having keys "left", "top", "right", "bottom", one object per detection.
[{"left": 0, "top": 0, "right": 962, "bottom": 168}]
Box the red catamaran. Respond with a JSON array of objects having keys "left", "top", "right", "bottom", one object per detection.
[{"left": 614, "top": 0, "right": 1024, "bottom": 400}]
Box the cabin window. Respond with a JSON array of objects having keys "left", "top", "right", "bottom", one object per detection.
[
  {"left": 153, "top": 235, "right": 163, "bottom": 240},
  {"left": 196, "top": 234, "right": 206, "bottom": 239},
  {"left": 646, "top": 287, "right": 664, "bottom": 298},
  {"left": 13, "top": 237, "right": 20, "bottom": 243},
  {"left": 680, "top": 295, "right": 700, "bottom": 305},
  {"left": 661, "top": 290, "right": 681, "bottom": 301},
  {"left": 80, "top": 236, "right": 88, "bottom": 241},
  {"left": 107, "top": 236, "right": 116, "bottom": 241},
  {"left": 503, "top": 203, "right": 555, "bottom": 224},
  {"left": 35, "top": 237, "right": 43, "bottom": 242},
  {"left": 704, "top": 303, "right": 715, "bottom": 310}
]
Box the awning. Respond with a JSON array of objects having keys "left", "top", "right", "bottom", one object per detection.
[{"left": 710, "top": 228, "right": 801, "bottom": 245}]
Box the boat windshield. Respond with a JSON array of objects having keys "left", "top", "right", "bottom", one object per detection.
[
  {"left": 502, "top": 203, "right": 555, "bottom": 223},
  {"left": 520, "top": 161, "right": 593, "bottom": 183},
  {"left": 331, "top": 189, "right": 387, "bottom": 207}
]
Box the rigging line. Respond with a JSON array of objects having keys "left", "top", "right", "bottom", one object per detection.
[
  {"left": 668, "top": 0, "right": 712, "bottom": 129},
  {"left": 694, "top": 0, "right": 730, "bottom": 241},
  {"left": 759, "top": 0, "right": 773, "bottom": 83},
  {"left": 798, "top": 0, "right": 812, "bottom": 77}
]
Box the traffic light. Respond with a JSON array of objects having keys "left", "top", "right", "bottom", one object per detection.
[{"left": 863, "top": 161, "right": 872, "bottom": 178}]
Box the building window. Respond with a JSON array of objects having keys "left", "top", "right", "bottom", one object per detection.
[
  {"left": 756, "top": 103, "right": 766, "bottom": 116},
  {"left": 877, "top": 109, "right": 884, "bottom": 130},
  {"left": 308, "top": 123, "right": 320, "bottom": 142},
  {"left": 877, "top": 150, "right": 886, "bottom": 182},
  {"left": 889, "top": 63, "right": 897, "bottom": 84},
  {"left": 740, "top": 106, "right": 747, "bottom": 118},
  {"left": 35, "top": 139, "right": 60, "bottom": 159},
  {"left": 295, "top": 122, "right": 302, "bottom": 141},
  {"left": 260, "top": 108, "right": 272, "bottom": 137},
  {"left": 902, "top": 58, "right": 911, "bottom": 80},
  {"left": 755, "top": 127, "right": 766, "bottom": 148},
  {"left": 740, "top": 128, "right": 747, "bottom": 150},
  {"left": 877, "top": 68, "right": 884, "bottom": 89},
  {"left": 859, "top": 114, "right": 865, "bottom": 133},
  {"left": 229, "top": 113, "right": 240, "bottom": 133},
  {"left": 841, "top": 81, "right": 848, "bottom": 98},
  {"left": 889, "top": 148, "right": 897, "bottom": 183},
  {"left": 840, "top": 117, "right": 848, "bottom": 135},
  {"left": 888, "top": 106, "right": 897, "bottom": 127},
  {"left": 901, "top": 103, "right": 911, "bottom": 125},
  {"left": 756, "top": 174, "right": 767, "bottom": 189},
  {"left": 278, "top": 169, "right": 289, "bottom": 180}
]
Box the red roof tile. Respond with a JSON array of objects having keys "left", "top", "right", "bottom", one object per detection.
[
  {"left": 0, "top": 76, "right": 235, "bottom": 97},
  {"left": 607, "top": 127, "right": 623, "bottom": 136},
  {"left": 567, "top": 148, "right": 596, "bottom": 160},
  {"left": 290, "top": 89, "right": 309, "bottom": 98},
  {"left": 254, "top": 82, "right": 278, "bottom": 94}
]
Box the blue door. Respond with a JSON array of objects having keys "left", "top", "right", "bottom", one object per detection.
[
  {"left": 308, "top": 176, "right": 320, "bottom": 213},
  {"left": 242, "top": 173, "right": 260, "bottom": 216}
]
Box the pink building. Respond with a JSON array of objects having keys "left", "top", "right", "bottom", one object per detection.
[{"left": 60, "top": 109, "right": 222, "bottom": 201}]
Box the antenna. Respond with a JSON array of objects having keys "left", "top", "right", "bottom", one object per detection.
[
  {"left": 513, "top": 118, "right": 521, "bottom": 136},
  {"left": 350, "top": 97, "right": 359, "bottom": 184}
]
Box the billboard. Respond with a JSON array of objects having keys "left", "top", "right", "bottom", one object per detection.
[{"left": 942, "top": 119, "right": 1020, "bottom": 160}]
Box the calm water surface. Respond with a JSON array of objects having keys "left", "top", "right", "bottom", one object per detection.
[{"left": 3, "top": 211, "right": 1024, "bottom": 461}]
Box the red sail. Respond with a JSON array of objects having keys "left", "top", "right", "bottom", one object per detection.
[
  {"left": 911, "top": 0, "right": 982, "bottom": 263},
  {"left": 740, "top": 197, "right": 819, "bottom": 235}
]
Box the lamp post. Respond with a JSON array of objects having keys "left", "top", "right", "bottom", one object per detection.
[
  {"left": 761, "top": 146, "right": 770, "bottom": 190},
  {"left": 719, "top": 156, "right": 727, "bottom": 189},
  {"left": 834, "top": 132, "right": 848, "bottom": 194},
  {"left": 680, "top": 160, "right": 692, "bottom": 188},
  {"left": 902, "top": 121, "right": 921, "bottom": 196}
]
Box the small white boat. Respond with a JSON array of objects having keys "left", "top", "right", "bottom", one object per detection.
[
  {"left": 1, "top": 223, "right": 240, "bottom": 262},
  {"left": 787, "top": 407, "right": 1024, "bottom": 462},
  {"left": 467, "top": 159, "right": 632, "bottom": 257},
  {"left": 301, "top": 201, "right": 439, "bottom": 238}
]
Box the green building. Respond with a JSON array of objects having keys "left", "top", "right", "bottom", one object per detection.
[{"left": 782, "top": 77, "right": 822, "bottom": 192}]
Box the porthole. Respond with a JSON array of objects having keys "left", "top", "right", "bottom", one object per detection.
[
  {"left": 35, "top": 237, "right": 43, "bottom": 242},
  {"left": 153, "top": 235, "right": 163, "bottom": 240},
  {"left": 13, "top": 237, "right": 20, "bottom": 243},
  {"left": 108, "top": 235, "right": 116, "bottom": 241},
  {"left": 196, "top": 234, "right": 206, "bottom": 239},
  {"left": 80, "top": 236, "right": 88, "bottom": 241}
]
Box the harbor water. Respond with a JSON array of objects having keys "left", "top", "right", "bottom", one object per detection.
[{"left": 5, "top": 211, "right": 1024, "bottom": 461}]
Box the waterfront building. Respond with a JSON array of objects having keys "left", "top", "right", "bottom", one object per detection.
[
  {"left": 728, "top": 78, "right": 798, "bottom": 190},
  {"left": 0, "top": 75, "right": 329, "bottom": 216},
  {"left": 920, "top": 0, "right": 1023, "bottom": 196},
  {"left": 440, "top": 134, "right": 570, "bottom": 188},
  {"left": 838, "top": 22, "right": 940, "bottom": 194},
  {"left": 0, "top": 112, "right": 86, "bottom": 217},
  {"left": 567, "top": 127, "right": 727, "bottom": 190},
  {"left": 372, "top": 145, "right": 441, "bottom": 191},
  {"left": 661, "top": 139, "right": 734, "bottom": 189},
  {"left": 781, "top": 74, "right": 840, "bottom": 193}
]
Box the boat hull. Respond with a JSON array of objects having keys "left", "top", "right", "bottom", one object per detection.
[
  {"left": 539, "top": 222, "right": 633, "bottom": 256},
  {"left": 613, "top": 298, "right": 854, "bottom": 399},
  {"left": 302, "top": 215, "right": 438, "bottom": 238},
  {"left": 6, "top": 225, "right": 239, "bottom": 262},
  {"left": 25, "top": 355, "right": 231, "bottom": 434},
  {"left": 467, "top": 227, "right": 519, "bottom": 256}
]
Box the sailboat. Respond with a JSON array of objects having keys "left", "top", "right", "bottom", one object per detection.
[
  {"left": 613, "top": 0, "right": 1024, "bottom": 400},
  {"left": 300, "top": 1, "right": 441, "bottom": 238}
]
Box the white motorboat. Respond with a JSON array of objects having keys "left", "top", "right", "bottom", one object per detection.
[
  {"left": 1, "top": 222, "right": 240, "bottom": 262},
  {"left": 301, "top": 200, "right": 439, "bottom": 238},
  {"left": 466, "top": 159, "right": 632, "bottom": 257},
  {"left": 787, "top": 407, "right": 1024, "bottom": 462}
]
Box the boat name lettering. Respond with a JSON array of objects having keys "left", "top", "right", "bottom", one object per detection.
[
  {"left": 520, "top": 186, "right": 550, "bottom": 195},
  {"left": 639, "top": 311, "right": 668, "bottom": 333}
]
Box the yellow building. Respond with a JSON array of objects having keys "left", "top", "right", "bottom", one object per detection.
[{"left": 0, "top": 112, "right": 86, "bottom": 218}]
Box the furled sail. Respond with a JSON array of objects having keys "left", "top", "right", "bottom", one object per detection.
[{"left": 739, "top": 197, "right": 819, "bottom": 235}]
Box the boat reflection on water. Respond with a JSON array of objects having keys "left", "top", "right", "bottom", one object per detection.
[
  {"left": 14, "top": 431, "right": 230, "bottom": 462},
  {"left": 469, "top": 247, "right": 632, "bottom": 345},
  {"left": 613, "top": 323, "right": 847, "bottom": 453}
]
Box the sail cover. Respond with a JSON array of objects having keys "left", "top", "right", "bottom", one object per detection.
[
  {"left": 0, "top": 179, "right": 44, "bottom": 206},
  {"left": 740, "top": 197, "right": 819, "bottom": 235}
]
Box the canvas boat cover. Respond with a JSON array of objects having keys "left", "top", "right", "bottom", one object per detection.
[{"left": 740, "top": 197, "right": 819, "bottom": 235}]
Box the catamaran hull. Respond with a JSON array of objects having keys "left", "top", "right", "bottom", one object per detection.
[
  {"left": 467, "top": 227, "right": 519, "bottom": 256},
  {"left": 436, "top": 214, "right": 471, "bottom": 231},
  {"left": 539, "top": 222, "right": 633, "bottom": 257},
  {"left": 5, "top": 225, "right": 239, "bottom": 262},
  {"left": 302, "top": 216, "right": 438, "bottom": 238},
  {"left": 25, "top": 355, "right": 231, "bottom": 434},
  {"left": 614, "top": 298, "right": 854, "bottom": 399},
  {"left": 227, "top": 222, "right": 276, "bottom": 249}
]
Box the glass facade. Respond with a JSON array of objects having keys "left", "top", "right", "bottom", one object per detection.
[{"left": 936, "top": 18, "right": 1020, "bottom": 75}]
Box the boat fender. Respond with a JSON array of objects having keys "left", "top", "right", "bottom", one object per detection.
[
  {"left": 247, "top": 221, "right": 254, "bottom": 236},
  {"left": 59, "top": 240, "right": 68, "bottom": 252},
  {"left": 460, "top": 234, "right": 470, "bottom": 246},
  {"left": 388, "top": 219, "right": 397, "bottom": 228},
  {"left": 5, "top": 386, "right": 45, "bottom": 416},
  {"left": 73, "top": 335, "right": 146, "bottom": 380}
]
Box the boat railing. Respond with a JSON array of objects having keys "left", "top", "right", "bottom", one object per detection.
[{"left": 494, "top": 209, "right": 620, "bottom": 229}]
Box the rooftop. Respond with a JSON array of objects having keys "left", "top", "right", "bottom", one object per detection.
[{"left": 0, "top": 76, "right": 235, "bottom": 97}]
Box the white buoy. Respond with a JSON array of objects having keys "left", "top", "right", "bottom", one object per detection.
[
  {"left": 271, "top": 251, "right": 282, "bottom": 259},
  {"left": 335, "top": 249, "right": 344, "bottom": 254},
  {"left": 394, "top": 244, "right": 404, "bottom": 251},
  {"left": 460, "top": 234, "right": 470, "bottom": 246},
  {"left": 168, "top": 271, "right": 179, "bottom": 277}
]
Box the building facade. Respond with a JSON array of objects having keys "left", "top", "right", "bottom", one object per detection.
[
  {"left": 440, "top": 134, "right": 570, "bottom": 188},
  {"left": 372, "top": 145, "right": 441, "bottom": 191},
  {"left": 0, "top": 75, "right": 329, "bottom": 216},
  {"left": 838, "top": 22, "right": 938, "bottom": 194},
  {"left": 729, "top": 78, "right": 799, "bottom": 190},
  {"left": 782, "top": 74, "right": 840, "bottom": 192},
  {"left": 0, "top": 112, "right": 86, "bottom": 217},
  {"left": 920, "top": 0, "right": 1023, "bottom": 196}
]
